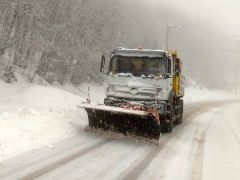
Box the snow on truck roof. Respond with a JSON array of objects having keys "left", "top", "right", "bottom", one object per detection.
[{"left": 111, "top": 48, "right": 167, "bottom": 58}]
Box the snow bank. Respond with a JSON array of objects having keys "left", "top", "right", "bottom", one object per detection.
[
  {"left": 54, "top": 83, "right": 106, "bottom": 104},
  {"left": 184, "top": 86, "right": 237, "bottom": 103},
  {"left": 8, "top": 85, "right": 82, "bottom": 109},
  {"left": 0, "top": 77, "right": 87, "bottom": 163}
]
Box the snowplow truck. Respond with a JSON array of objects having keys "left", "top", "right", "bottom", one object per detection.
[{"left": 81, "top": 48, "right": 184, "bottom": 140}]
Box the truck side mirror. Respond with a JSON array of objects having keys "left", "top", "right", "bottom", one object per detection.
[
  {"left": 175, "top": 58, "right": 181, "bottom": 75},
  {"left": 100, "top": 55, "right": 106, "bottom": 73},
  {"left": 167, "top": 58, "right": 171, "bottom": 76}
]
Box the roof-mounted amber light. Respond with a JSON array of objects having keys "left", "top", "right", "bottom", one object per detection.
[{"left": 169, "top": 50, "right": 177, "bottom": 57}]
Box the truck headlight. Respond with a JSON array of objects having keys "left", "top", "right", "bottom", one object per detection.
[{"left": 130, "top": 88, "right": 138, "bottom": 95}]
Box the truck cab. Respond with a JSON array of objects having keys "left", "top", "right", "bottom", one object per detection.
[{"left": 100, "top": 48, "right": 184, "bottom": 131}]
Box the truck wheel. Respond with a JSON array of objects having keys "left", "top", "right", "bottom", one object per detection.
[
  {"left": 161, "top": 105, "right": 174, "bottom": 133},
  {"left": 176, "top": 99, "right": 183, "bottom": 125}
]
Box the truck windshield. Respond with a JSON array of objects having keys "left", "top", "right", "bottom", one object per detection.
[{"left": 109, "top": 56, "right": 168, "bottom": 76}]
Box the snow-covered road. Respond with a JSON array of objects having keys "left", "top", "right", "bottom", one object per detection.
[{"left": 1, "top": 100, "right": 240, "bottom": 180}]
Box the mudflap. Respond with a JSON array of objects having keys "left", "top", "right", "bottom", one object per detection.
[{"left": 84, "top": 107, "right": 161, "bottom": 140}]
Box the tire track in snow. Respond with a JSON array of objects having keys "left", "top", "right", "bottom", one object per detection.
[
  {"left": 118, "top": 103, "right": 207, "bottom": 180},
  {"left": 119, "top": 101, "right": 237, "bottom": 180},
  {"left": 0, "top": 137, "right": 94, "bottom": 179},
  {"left": 20, "top": 140, "right": 110, "bottom": 180},
  {"left": 223, "top": 113, "right": 240, "bottom": 147},
  {"left": 136, "top": 113, "right": 207, "bottom": 180},
  {"left": 186, "top": 101, "right": 240, "bottom": 180},
  {"left": 89, "top": 146, "right": 148, "bottom": 180},
  {"left": 188, "top": 130, "right": 206, "bottom": 180},
  {"left": 188, "top": 108, "right": 216, "bottom": 180}
]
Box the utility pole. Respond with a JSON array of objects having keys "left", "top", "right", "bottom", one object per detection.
[{"left": 165, "top": 24, "right": 184, "bottom": 50}]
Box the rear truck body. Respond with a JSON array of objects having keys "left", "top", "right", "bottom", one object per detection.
[{"left": 80, "top": 48, "right": 185, "bottom": 140}]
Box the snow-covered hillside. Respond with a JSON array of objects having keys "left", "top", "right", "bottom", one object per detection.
[
  {"left": 0, "top": 77, "right": 237, "bottom": 163},
  {"left": 0, "top": 77, "right": 84, "bottom": 163}
]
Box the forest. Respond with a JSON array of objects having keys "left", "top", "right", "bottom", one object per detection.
[{"left": 0, "top": 0, "right": 238, "bottom": 89}]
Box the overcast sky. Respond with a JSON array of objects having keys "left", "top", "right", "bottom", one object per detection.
[
  {"left": 164, "top": 0, "right": 240, "bottom": 34},
  {"left": 133, "top": 0, "right": 240, "bottom": 87}
]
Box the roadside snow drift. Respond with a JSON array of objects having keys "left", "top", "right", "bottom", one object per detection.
[
  {"left": 0, "top": 79, "right": 87, "bottom": 163},
  {"left": 184, "top": 86, "right": 235, "bottom": 103}
]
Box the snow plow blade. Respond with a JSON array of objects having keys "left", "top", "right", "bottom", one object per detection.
[{"left": 79, "top": 104, "right": 161, "bottom": 140}]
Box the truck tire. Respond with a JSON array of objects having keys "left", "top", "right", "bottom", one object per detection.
[
  {"left": 161, "top": 104, "right": 174, "bottom": 133},
  {"left": 175, "top": 99, "right": 183, "bottom": 125}
]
